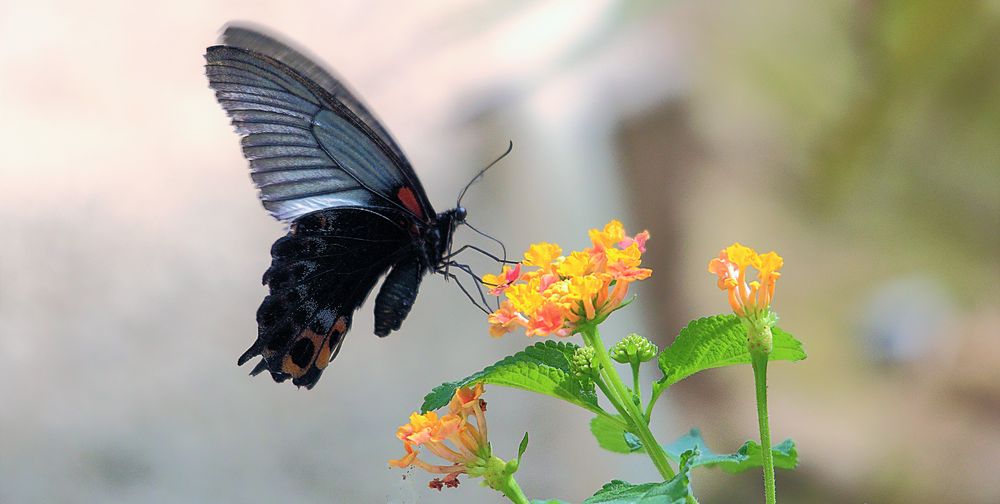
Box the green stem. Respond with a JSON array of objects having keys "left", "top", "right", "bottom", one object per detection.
[
  {"left": 484, "top": 456, "right": 531, "bottom": 504},
  {"left": 593, "top": 376, "right": 628, "bottom": 424},
  {"left": 593, "top": 361, "right": 648, "bottom": 442},
  {"left": 594, "top": 368, "right": 631, "bottom": 418},
  {"left": 752, "top": 353, "right": 776, "bottom": 504},
  {"left": 631, "top": 360, "right": 642, "bottom": 408},
  {"left": 582, "top": 325, "right": 677, "bottom": 481},
  {"left": 644, "top": 382, "right": 664, "bottom": 420},
  {"left": 497, "top": 474, "right": 530, "bottom": 504}
]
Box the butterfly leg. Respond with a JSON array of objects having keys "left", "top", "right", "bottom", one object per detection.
[
  {"left": 439, "top": 268, "right": 492, "bottom": 315},
  {"left": 443, "top": 244, "right": 518, "bottom": 264},
  {"left": 444, "top": 261, "right": 496, "bottom": 312}
]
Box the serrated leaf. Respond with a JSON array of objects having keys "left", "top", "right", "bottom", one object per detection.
[
  {"left": 421, "top": 341, "right": 599, "bottom": 413},
  {"left": 715, "top": 439, "right": 798, "bottom": 474},
  {"left": 663, "top": 429, "right": 798, "bottom": 473},
  {"left": 583, "top": 449, "right": 694, "bottom": 503},
  {"left": 589, "top": 415, "right": 641, "bottom": 454},
  {"left": 657, "top": 314, "right": 806, "bottom": 388},
  {"left": 583, "top": 481, "right": 687, "bottom": 504}
]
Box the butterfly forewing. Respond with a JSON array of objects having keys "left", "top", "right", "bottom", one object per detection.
[
  {"left": 219, "top": 26, "right": 414, "bottom": 170},
  {"left": 205, "top": 44, "right": 435, "bottom": 222}
]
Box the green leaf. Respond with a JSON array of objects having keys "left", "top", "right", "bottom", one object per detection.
[
  {"left": 583, "top": 481, "right": 687, "bottom": 504},
  {"left": 590, "top": 421, "right": 798, "bottom": 473},
  {"left": 663, "top": 429, "right": 798, "bottom": 473},
  {"left": 624, "top": 433, "right": 643, "bottom": 452},
  {"left": 517, "top": 432, "right": 530, "bottom": 463},
  {"left": 420, "top": 341, "right": 599, "bottom": 413},
  {"left": 723, "top": 439, "right": 798, "bottom": 473},
  {"left": 583, "top": 449, "right": 695, "bottom": 503},
  {"left": 657, "top": 314, "right": 806, "bottom": 388},
  {"left": 589, "top": 415, "right": 641, "bottom": 454}
]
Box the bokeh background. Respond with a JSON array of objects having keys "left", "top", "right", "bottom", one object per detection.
[{"left": 2, "top": 0, "right": 998, "bottom": 502}]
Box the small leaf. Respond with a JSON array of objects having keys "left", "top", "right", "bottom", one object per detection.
[
  {"left": 420, "top": 341, "right": 599, "bottom": 413},
  {"left": 663, "top": 428, "right": 798, "bottom": 473},
  {"left": 517, "top": 432, "right": 530, "bottom": 463},
  {"left": 657, "top": 315, "right": 806, "bottom": 388},
  {"left": 677, "top": 447, "right": 698, "bottom": 473},
  {"left": 715, "top": 439, "right": 798, "bottom": 474},
  {"left": 583, "top": 450, "right": 694, "bottom": 504},
  {"left": 624, "top": 433, "right": 643, "bottom": 452},
  {"left": 589, "top": 415, "right": 641, "bottom": 454}
]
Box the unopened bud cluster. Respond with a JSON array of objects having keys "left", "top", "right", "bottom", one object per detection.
[
  {"left": 570, "top": 346, "right": 598, "bottom": 379},
  {"left": 610, "top": 333, "right": 658, "bottom": 364}
]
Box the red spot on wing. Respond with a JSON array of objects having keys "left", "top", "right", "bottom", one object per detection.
[{"left": 396, "top": 187, "right": 424, "bottom": 219}]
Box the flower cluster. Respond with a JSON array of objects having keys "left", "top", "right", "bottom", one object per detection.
[
  {"left": 483, "top": 220, "right": 652, "bottom": 338},
  {"left": 389, "top": 384, "right": 491, "bottom": 490},
  {"left": 707, "top": 243, "right": 783, "bottom": 318}
]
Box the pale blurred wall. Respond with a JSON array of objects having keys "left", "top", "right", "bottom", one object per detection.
[{"left": 2, "top": 0, "right": 999, "bottom": 503}]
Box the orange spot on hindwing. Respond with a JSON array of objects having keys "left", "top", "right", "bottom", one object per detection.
[
  {"left": 281, "top": 328, "right": 325, "bottom": 378},
  {"left": 333, "top": 316, "right": 348, "bottom": 334},
  {"left": 317, "top": 317, "right": 348, "bottom": 370},
  {"left": 397, "top": 187, "right": 424, "bottom": 219},
  {"left": 280, "top": 316, "right": 351, "bottom": 377},
  {"left": 315, "top": 343, "right": 332, "bottom": 370},
  {"left": 281, "top": 354, "right": 304, "bottom": 377}
]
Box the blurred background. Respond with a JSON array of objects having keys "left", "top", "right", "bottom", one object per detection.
[{"left": 1, "top": 0, "right": 998, "bottom": 502}]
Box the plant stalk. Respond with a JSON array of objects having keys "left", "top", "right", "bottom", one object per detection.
[
  {"left": 645, "top": 382, "right": 664, "bottom": 420},
  {"left": 631, "top": 360, "right": 642, "bottom": 407},
  {"left": 497, "top": 475, "right": 530, "bottom": 504},
  {"left": 751, "top": 352, "right": 776, "bottom": 504},
  {"left": 582, "top": 325, "right": 676, "bottom": 481}
]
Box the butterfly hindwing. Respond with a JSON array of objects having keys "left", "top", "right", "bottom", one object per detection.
[{"left": 238, "top": 207, "right": 420, "bottom": 388}]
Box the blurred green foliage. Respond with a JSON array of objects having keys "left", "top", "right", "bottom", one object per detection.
[{"left": 807, "top": 0, "right": 1000, "bottom": 290}]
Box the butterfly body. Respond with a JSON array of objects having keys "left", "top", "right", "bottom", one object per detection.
[{"left": 206, "top": 26, "right": 465, "bottom": 389}]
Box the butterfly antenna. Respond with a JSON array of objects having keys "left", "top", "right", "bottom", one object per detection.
[{"left": 456, "top": 140, "right": 513, "bottom": 208}]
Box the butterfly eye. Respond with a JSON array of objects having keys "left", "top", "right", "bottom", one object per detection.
[{"left": 455, "top": 207, "right": 468, "bottom": 223}]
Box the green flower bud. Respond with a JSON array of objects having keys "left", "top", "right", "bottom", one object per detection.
[
  {"left": 570, "top": 346, "right": 598, "bottom": 379},
  {"left": 610, "top": 333, "right": 658, "bottom": 364},
  {"left": 742, "top": 313, "right": 776, "bottom": 355}
]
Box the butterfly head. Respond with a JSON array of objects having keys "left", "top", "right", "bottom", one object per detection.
[{"left": 439, "top": 206, "right": 468, "bottom": 240}]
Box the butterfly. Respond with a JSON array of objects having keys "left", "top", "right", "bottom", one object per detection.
[{"left": 204, "top": 25, "right": 486, "bottom": 389}]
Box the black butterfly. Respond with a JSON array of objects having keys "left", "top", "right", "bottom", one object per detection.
[{"left": 204, "top": 26, "right": 488, "bottom": 389}]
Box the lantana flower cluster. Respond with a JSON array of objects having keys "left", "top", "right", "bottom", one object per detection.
[
  {"left": 707, "top": 243, "right": 783, "bottom": 318},
  {"left": 389, "top": 384, "right": 491, "bottom": 490},
  {"left": 483, "top": 220, "right": 652, "bottom": 338},
  {"left": 708, "top": 242, "right": 784, "bottom": 354}
]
